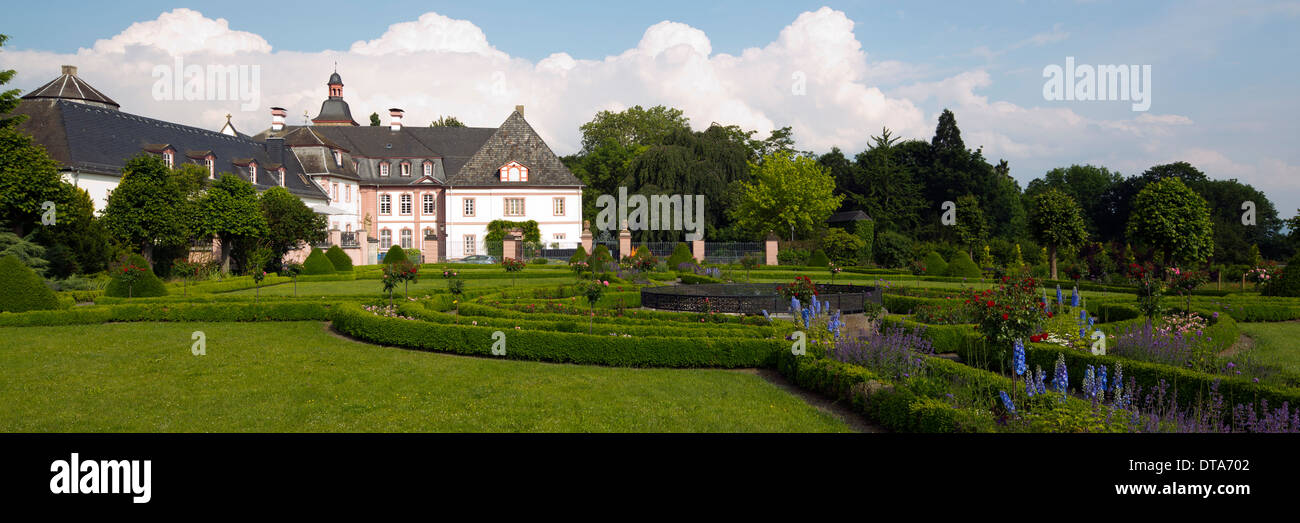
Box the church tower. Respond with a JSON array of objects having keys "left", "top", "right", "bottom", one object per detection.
[{"left": 311, "top": 70, "right": 359, "bottom": 126}]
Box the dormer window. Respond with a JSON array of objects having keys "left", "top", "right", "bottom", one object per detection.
[
  {"left": 278, "top": 168, "right": 286, "bottom": 187},
  {"left": 250, "top": 162, "right": 258, "bottom": 184},
  {"left": 499, "top": 161, "right": 528, "bottom": 182},
  {"left": 162, "top": 151, "right": 174, "bottom": 169},
  {"left": 400, "top": 162, "right": 411, "bottom": 177},
  {"left": 423, "top": 161, "right": 433, "bottom": 177},
  {"left": 380, "top": 162, "right": 389, "bottom": 177},
  {"left": 352, "top": 160, "right": 358, "bottom": 171},
  {"left": 333, "top": 150, "right": 342, "bottom": 167},
  {"left": 206, "top": 156, "right": 215, "bottom": 178}
]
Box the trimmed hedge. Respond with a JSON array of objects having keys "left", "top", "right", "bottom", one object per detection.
[
  {"left": 0, "top": 302, "right": 335, "bottom": 327},
  {"left": 807, "top": 249, "right": 830, "bottom": 268},
  {"left": 398, "top": 301, "right": 780, "bottom": 339},
  {"left": 679, "top": 273, "right": 725, "bottom": 284},
  {"left": 922, "top": 251, "right": 948, "bottom": 276},
  {"left": 382, "top": 244, "right": 408, "bottom": 265},
  {"left": 326, "top": 245, "right": 354, "bottom": 271},
  {"left": 104, "top": 254, "right": 168, "bottom": 298},
  {"left": 330, "top": 304, "right": 782, "bottom": 367},
  {"left": 0, "top": 255, "right": 60, "bottom": 312},
  {"left": 302, "top": 248, "right": 336, "bottom": 275},
  {"left": 945, "top": 251, "right": 982, "bottom": 278}
]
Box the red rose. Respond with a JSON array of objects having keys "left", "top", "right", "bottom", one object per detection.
[
  {"left": 1047, "top": 312, "right": 1053, "bottom": 318},
  {"left": 1002, "top": 313, "right": 1009, "bottom": 320}
]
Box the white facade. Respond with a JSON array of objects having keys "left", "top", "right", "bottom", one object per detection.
[
  {"left": 61, "top": 171, "right": 119, "bottom": 214},
  {"left": 313, "top": 175, "right": 361, "bottom": 234},
  {"left": 442, "top": 187, "right": 582, "bottom": 259}
]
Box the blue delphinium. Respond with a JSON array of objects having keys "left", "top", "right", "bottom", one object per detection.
[
  {"left": 1052, "top": 353, "right": 1069, "bottom": 394},
  {"left": 1035, "top": 366, "right": 1047, "bottom": 395},
  {"left": 800, "top": 307, "right": 811, "bottom": 329},
  {"left": 1082, "top": 365, "right": 1098, "bottom": 399},
  {"left": 810, "top": 295, "right": 819, "bottom": 316},
  {"left": 761, "top": 309, "right": 772, "bottom": 323},
  {"left": 1056, "top": 285, "right": 1063, "bottom": 305},
  {"left": 1098, "top": 364, "right": 1108, "bottom": 395},
  {"left": 1026, "top": 372, "right": 1037, "bottom": 396},
  {"left": 1079, "top": 309, "right": 1088, "bottom": 323},
  {"left": 1071, "top": 286, "right": 1080, "bottom": 308},
  {"left": 790, "top": 296, "right": 800, "bottom": 313},
  {"left": 999, "top": 390, "right": 1016, "bottom": 414},
  {"left": 1013, "top": 339, "right": 1027, "bottom": 376},
  {"left": 1111, "top": 363, "right": 1126, "bottom": 409}
]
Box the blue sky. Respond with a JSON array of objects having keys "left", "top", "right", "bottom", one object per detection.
[{"left": 3, "top": 1, "right": 1298, "bottom": 215}]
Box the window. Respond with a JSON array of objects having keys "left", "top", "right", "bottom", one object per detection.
[
  {"left": 333, "top": 150, "right": 342, "bottom": 166},
  {"left": 206, "top": 157, "right": 214, "bottom": 178},
  {"left": 400, "top": 194, "right": 412, "bottom": 215},
  {"left": 423, "top": 162, "right": 432, "bottom": 177},
  {"left": 162, "top": 151, "right": 173, "bottom": 169},
  {"left": 380, "top": 163, "right": 389, "bottom": 177},
  {"left": 332, "top": 183, "right": 339, "bottom": 200},
  {"left": 464, "top": 235, "right": 476, "bottom": 256},
  {"left": 424, "top": 227, "right": 434, "bottom": 240},
  {"left": 553, "top": 233, "right": 566, "bottom": 241},
  {"left": 346, "top": 185, "right": 351, "bottom": 202},
  {"left": 499, "top": 161, "right": 528, "bottom": 182},
  {"left": 400, "top": 229, "right": 413, "bottom": 249},
  {"left": 380, "top": 194, "right": 391, "bottom": 215},
  {"left": 380, "top": 229, "right": 392, "bottom": 249},
  {"left": 278, "top": 168, "right": 285, "bottom": 187},
  {"left": 553, "top": 197, "right": 565, "bottom": 216},
  {"left": 400, "top": 163, "right": 411, "bottom": 177},
  {"left": 504, "top": 198, "right": 525, "bottom": 217},
  {"left": 250, "top": 163, "right": 257, "bottom": 184},
  {"left": 422, "top": 194, "right": 435, "bottom": 215},
  {"left": 463, "top": 198, "right": 475, "bottom": 217},
  {"left": 353, "top": 160, "right": 358, "bottom": 171}
]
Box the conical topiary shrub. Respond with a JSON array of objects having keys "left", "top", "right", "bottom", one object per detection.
[
  {"left": 666, "top": 242, "right": 694, "bottom": 269},
  {"left": 807, "top": 249, "right": 830, "bottom": 268},
  {"left": 946, "top": 251, "right": 983, "bottom": 278},
  {"left": 922, "top": 251, "right": 948, "bottom": 276},
  {"left": 568, "top": 245, "right": 589, "bottom": 265},
  {"left": 104, "top": 254, "right": 168, "bottom": 298},
  {"left": 383, "top": 244, "right": 408, "bottom": 265},
  {"left": 0, "top": 255, "right": 59, "bottom": 312},
  {"left": 302, "top": 248, "right": 336, "bottom": 275},
  {"left": 588, "top": 244, "right": 614, "bottom": 273},
  {"left": 325, "top": 245, "right": 354, "bottom": 271}
]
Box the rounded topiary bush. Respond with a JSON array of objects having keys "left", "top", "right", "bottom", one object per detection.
[
  {"left": 325, "top": 245, "right": 353, "bottom": 271},
  {"left": 104, "top": 254, "right": 168, "bottom": 298},
  {"left": 302, "top": 248, "right": 336, "bottom": 275},
  {"left": 588, "top": 244, "right": 614, "bottom": 273},
  {"left": 946, "top": 251, "right": 982, "bottom": 278},
  {"left": 1264, "top": 252, "right": 1300, "bottom": 297},
  {"left": 0, "top": 255, "right": 60, "bottom": 312},
  {"left": 666, "top": 242, "right": 694, "bottom": 268},
  {"left": 807, "top": 249, "right": 830, "bottom": 268},
  {"left": 569, "top": 245, "right": 589, "bottom": 265},
  {"left": 922, "top": 251, "right": 948, "bottom": 276},
  {"left": 383, "top": 244, "right": 408, "bottom": 264}
]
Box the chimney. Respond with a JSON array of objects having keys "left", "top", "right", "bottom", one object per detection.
[
  {"left": 62, "top": 65, "right": 78, "bottom": 76},
  {"left": 515, "top": 105, "right": 524, "bottom": 118},
  {"left": 270, "top": 107, "right": 286, "bottom": 131},
  {"left": 267, "top": 136, "right": 284, "bottom": 165},
  {"left": 389, "top": 108, "right": 404, "bottom": 131}
]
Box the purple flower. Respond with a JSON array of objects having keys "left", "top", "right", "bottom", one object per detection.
[{"left": 999, "top": 390, "right": 1016, "bottom": 414}]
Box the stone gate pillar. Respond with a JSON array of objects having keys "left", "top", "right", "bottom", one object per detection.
[
  {"left": 765, "top": 232, "right": 779, "bottom": 265},
  {"left": 580, "top": 220, "right": 593, "bottom": 254}
]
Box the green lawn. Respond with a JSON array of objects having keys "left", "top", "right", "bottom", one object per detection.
[
  {"left": 1237, "top": 322, "right": 1300, "bottom": 385},
  {"left": 226, "top": 277, "right": 578, "bottom": 297},
  {"left": 0, "top": 321, "right": 849, "bottom": 432}
]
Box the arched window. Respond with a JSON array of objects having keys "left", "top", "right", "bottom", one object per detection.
[
  {"left": 400, "top": 229, "right": 413, "bottom": 249},
  {"left": 422, "top": 194, "right": 435, "bottom": 215},
  {"left": 380, "top": 194, "right": 392, "bottom": 215},
  {"left": 400, "top": 194, "right": 412, "bottom": 215},
  {"left": 380, "top": 229, "right": 392, "bottom": 249}
]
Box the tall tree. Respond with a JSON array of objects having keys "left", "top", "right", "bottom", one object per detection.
[
  {"left": 429, "top": 115, "right": 466, "bottom": 127},
  {"left": 0, "top": 128, "right": 64, "bottom": 237},
  {"left": 197, "top": 174, "right": 267, "bottom": 274},
  {"left": 368, "top": 112, "right": 381, "bottom": 126},
  {"left": 31, "top": 184, "right": 111, "bottom": 275},
  {"left": 1029, "top": 188, "right": 1088, "bottom": 279},
  {"left": 0, "top": 35, "right": 25, "bottom": 131},
  {"left": 259, "top": 186, "right": 328, "bottom": 267},
  {"left": 730, "top": 150, "right": 842, "bottom": 240},
  {"left": 952, "top": 194, "right": 989, "bottom": 256},
  {"left": 1127, "top": 178, "right": 1214, "bottom": 265},
  {"left": 847, "top": 129, "right": 925, "bottom": 235},
  {"left": 102, "top": 155, "right": 197, "bottom": 265},
  {"left": 1026, "top": 164, "right": 1122, "bottom": 239},
  {"left": 578, "top": 105, "right": 690, "bottom": 154}
]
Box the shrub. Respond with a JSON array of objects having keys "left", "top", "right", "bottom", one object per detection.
[
  {"left": 777, "top": 247, "right": 808, "bottom": 266},
  {"left": 821, "top": 228, "right": 865, "bottom": 266},
  {"left": 588, "top": 244, "right": 615, "bottom": 273},
  {"left": 1264, "top": 252, "right": 1300, "bottom": 297},
  {"left": 666, "top": 242, "right": 694, "bottom": 268},
  {"left": 874, "top": 231, "right": 912, "bottom": 268},
  {"left": 854, "top": 220, "right": 874, "bottom": 265},
  {"left": 383, "top": 244, "right": 408, "bottom": 265},
  {"left": 301, "top": 248, "right": 336, "bottom": 275},
  {"left": 922, "top": 251, "right": 948, "bottom": 276},
  {"left": 568, "top": 245, "right": 589, "bottom": 265},
  {"left": 807, "top": 249, "right": 830, "bottom": 268},
  {"left": 325, "top": 245, "right": 354, "bottom": 271},
  {"left": 946, "top": 251, "right": 982, "bottom": 278},
  {"left": 0, "top": 255, "right": 59, "bottom": 312},
  {"left": 530, "top": 258, "right": 549, "bottom": 265},
  {"left": 103, "top": 254, "right": 167, "bottom": 298}
]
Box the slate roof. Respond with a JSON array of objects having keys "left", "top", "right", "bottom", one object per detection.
[
  {"left": 11, "top": 99, "right": 329, "bottom": 201},
  {"left": 827, "top": 210, "right": 872, "bottom": 223},
  {"left": 21, "top": 69, "right": 120, "bottom": 109},
  {"left": 450, "top": 110, "right": 583, "bottom": 187}
]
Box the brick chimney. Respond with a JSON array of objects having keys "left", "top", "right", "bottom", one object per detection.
[
  {"left": 390, "top": 108, "right": 404, "bottom": 131},
  {"left": 62, "top": 65, "right": 78, "bottom": 76},
  {"left": 515, "top": 105, "right": 524, "bottom": 118},
  {"left": 270, "top": 107, "right": 286, "bottom": 131}
]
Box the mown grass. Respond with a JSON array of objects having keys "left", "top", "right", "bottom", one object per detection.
[
  {"left": 1237, "top": 322, "right": 1300, "bottom": 386},
  {"left": 0, "top": 321, "right": 849, "bottom": 433},
  {"left": 226, "top": 277, "right": 579, "bottom": 297}
]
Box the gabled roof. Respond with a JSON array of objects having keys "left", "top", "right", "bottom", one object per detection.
[
  {"left": 450, "top": 110, "right": 583, "bottom": 187},
  {"left": 11, "top": 99, "right": 328, "bottom": 201}
]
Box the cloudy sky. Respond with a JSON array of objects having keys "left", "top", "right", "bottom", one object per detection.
[{"left": 2, "top": 1, "right": 1297, "bottom": 214}]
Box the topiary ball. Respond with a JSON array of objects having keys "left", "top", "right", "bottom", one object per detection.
[
  {"left": 946, "top": 251, "right": 983, "bottom": 278},
  {"left": 103, "top": 254, "right": 168, "bottom": 298},
  {"left": 0, "top": 255, "right": 60, "bottom": 312},
  {"left": 806, "top": 249, "right": 830, "bottom": 268},
  {"left": 302, "top": 248, "right": 336, "bottom": 275},
  {"left": 383, "top": 244, "right": 408, "bottom": 265}
]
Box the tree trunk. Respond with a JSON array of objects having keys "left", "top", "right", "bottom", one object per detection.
[
  {"left": 219, "top": 235, "right": 232, "bottom": 274},
  {"left": 1049, "top": 245, "right": 1058, "bottom": 280},
  {"left": 141, "top": 243, "right": 154, "bottom": 267}
]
